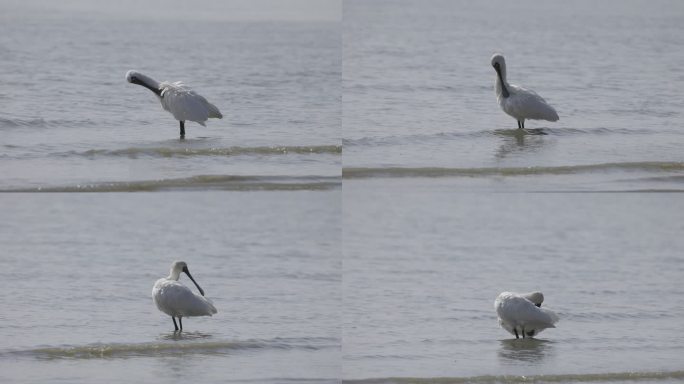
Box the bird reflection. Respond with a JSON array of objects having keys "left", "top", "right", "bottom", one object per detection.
[
  {"left": 158, "top": 331, "right": 213, "bottom": 341},
  {"left": 494, "top": 128, "right": 548, "bottom": 160},
  {"left": 498, "top": 338, "right": 554, "bottom": 364}
]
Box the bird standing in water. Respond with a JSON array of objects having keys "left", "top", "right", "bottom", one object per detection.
[
  {"left": 491, "top": 54, "right": 559, "bottom": 130},
  {"left": 152, "top": 261, "right": 217, "bottom": 331},
  {"left": 126, "top": 70, "right": 222, "bottom": 138}
]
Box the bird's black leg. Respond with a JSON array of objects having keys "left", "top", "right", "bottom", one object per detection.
[
  {"left": 179, "top": 317, "right": 183, "bottom": 332},
  {"left": 522, "top": 327, "right": 526, "bottom": 339},
  {"left": 180, "top": 121, "right": 185, "bottom": 138},
  {"left": 517, "top": 120, "right": 522, "bottom": 129},
  {"left": 172, "top": 317, "right": 179, "bottom": 331},
  {"left": 521, "top": 120, "right": 525, "bottom": 129},
  {"left": 514, "top": 328, "right": 519, "bottom": 339}
]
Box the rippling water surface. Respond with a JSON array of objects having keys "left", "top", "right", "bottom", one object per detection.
[
  {"left": 3, "top": 0, "right": 684, "bottom": 383},
  {"left": 0, "top": 192, "right": 340, "bottom": 383},
  {"left": 343, "top": 182, "right": 684, "bottom": 382},
  {"left": 343, "top": 0, "right": 684, "bottom": 192},
  {"left": 342, "top": 0, "right": 684, "bottom": 382},
  {"left": 0, "top": 1, "right": 340, "bottom": 383},
  {"left": 0, "top": 0, "right": 341, "bottom": 191}
]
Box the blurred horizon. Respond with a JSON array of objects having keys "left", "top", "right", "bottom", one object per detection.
[{"left": 0, "top": 0, "right": 340, "bottom": 22}]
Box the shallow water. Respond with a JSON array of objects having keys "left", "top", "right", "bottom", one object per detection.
[
  {"left": 0, "top": 1, "right": 341, "bottom": 383},
  {"left": 0, "top": 0, "right": 341, "bottom": 191},
  {"left": 2, "top": 0, "right": 684, "bottom": 383},
  {"left": 341, "top": 1, "right": 684, "bottom": 382},
  {"left": 0, "top": 192, "right": 341, "bottom": 383},
  {"left": 343, "top": 0, "right": 684, "bottom": 191},
  {"left": 343, "top": 180, "right": 684, "bottom": 382}
]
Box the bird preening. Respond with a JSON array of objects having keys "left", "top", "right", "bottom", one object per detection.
[
  {"left": 152, "top": 261, "right": 217, "bottom": 331},
  {"left": 491, "top": 54, "right": 559, "bottom": 130},
  {"left": 126, "top": 70, "right": 223, "bottom": 138},
  {"left": 495, "top": 291, "right": 559, "bottom": 339}
]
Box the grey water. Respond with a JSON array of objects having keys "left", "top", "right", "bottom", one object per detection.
[
  {"left": 0, "top": 192, "right": 341, "bottom": 384},
  {"left": 0, "top": 0, "right": 341, "bottom": 191},
  {"left": 341, "top": 0, "right": 684, "bottom": 382},
  {"left": 343, "top": 181, "right": 684, "bottom": 382},
  {"left": 343, "top": 0, "right": 684, "bottom": 192},
  {"left": 0, "top": 1, "right": 341, "bottom": 383},
  {"left": 2, "top": 0, "right": 684, "bottom": 383}
]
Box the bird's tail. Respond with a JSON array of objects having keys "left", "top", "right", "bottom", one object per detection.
[
  {"left": 542, "top": 308, "right": 559, "bottom": 325},
  {"left": 205, "top": 297, "right": 218, "bottom": 314},
  {"left": 207, "top": 102, "right": 223, "bottom": 119}
]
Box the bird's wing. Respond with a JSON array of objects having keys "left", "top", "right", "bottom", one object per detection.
[
  {"left": 540, "top": 307, "right": 559, "bottom": 325},
  {"left": 157, "top": 280, "right": 217, "bottom": 317},
  {"left": 497, "top": 294, "right": 556, "bottom": 328},
  {"left": 159, "top": 82, "right": 222, "bottom": 124},
  {"left": 516, "top": 301, "right": 557, "bottom": 329},
  {"left": 508, "top": 85, "right": 559, "bottom": 121}
]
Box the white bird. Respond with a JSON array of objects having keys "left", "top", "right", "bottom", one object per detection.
[
  {"left": 494, "top": 291, "right": 559, "bottom": 339},
  {"left": 491, "top": 54, "right": 559, "bottom": 130},
  {"left": 126, "top": 70, "right": 223, "bottom": 137},
  {"left": 152, "top": 261, "right": 217, "bottom": 331}
]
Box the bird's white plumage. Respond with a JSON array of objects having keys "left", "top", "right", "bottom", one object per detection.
[
  {"left": 126, "top": 70, "right": 222, "bottom": 127},
  {"left": 491, "top": 54, "right": 559, "bottom": 127},
  {"left": 152, "top": 261, "right": 217, "bottom": 320},
  {"left": 159, "top": 81, "right": 223, "bottom": 126},
  {"left": 495, "top": 291, "right": 558, "bottom": 338}
]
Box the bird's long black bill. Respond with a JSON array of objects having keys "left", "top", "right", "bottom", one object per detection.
[
  {"left": 495, "top": 67, "right": 509, "bottom": 98},
  {"left": 184, "top": 269, "right": 205, "bottom": 296},
  {"left": 131, "top": 78, "right": 162, "bottom": 96}
]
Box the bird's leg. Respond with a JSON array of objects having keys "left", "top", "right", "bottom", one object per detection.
[
  {"left": 514, "top": 328, "right": 519, "bottom": 339},
  {"left": 172, "top": 317, "right": 179, "bottom": 331},
  {"left": 522, "top": 327, "right": 526, "bottom": 339},
  {"left": 179, "top": 317, "right": 183, "bottom": 332},
  {"left": 180, "top": 121, "right": 185, "bottom": 138},
  {"left": 517, "top": 120, "right": 522, "bottom": 129},
  {"left": 521, "top": 120, "right": 525, "bottom": 129}
]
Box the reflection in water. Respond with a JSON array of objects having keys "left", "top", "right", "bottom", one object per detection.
[
  {"left": 494, "top": 128, "right": 548, "bottom": 160},
  {"left": 158, "top": 331, "right": 214, "bottom": 341},
  {"left": 498, "top": 338, "right": 555, "bottom": 365}
]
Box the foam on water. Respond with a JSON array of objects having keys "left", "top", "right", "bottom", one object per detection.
[
  {"left": 343, "top": 371, "right": 684, "bottom": 384},
  {"left": 343, "top": 162, "right": 684, "bottom": 178},
  {"left": 65, "top": 145, "right": 342, "bottom": 159},
  {"left": 4, "top": 336, "right": 337, "bottom": 360},
  {"left": 0, "top": 175, "right": 340, "bottom": 192}
]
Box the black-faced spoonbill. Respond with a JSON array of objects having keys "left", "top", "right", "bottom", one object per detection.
[
  {"left": 152, "top": 261, "right": 217, "bottom": 331},
  {"left": 494, "top": 291, "right": 558, "bottom": 339},
  {"left": 126, "top": 70, "right": 222, "bottom": 138},
  {"left": 491, "top": 54, "right": 559, "bottom": 130}
]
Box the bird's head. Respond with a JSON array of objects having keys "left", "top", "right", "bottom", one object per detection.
[
  {"left": 524, "top": 291, "right": 545, "bottom": 307},
  {"left": 491, "top": 53, "right": 506, "bottom": 68},
  {"left": 170, "top": 260, "right": 188, "bottom": 275},
  {"left": 126, "top": 70, "right": 142, "bottom": 84},
  {"left": 169, "top": 261, "right": 205, "bottom": 296},
  {"left": 126, "top": 70, "right": 162, "bottom": 96},
  {"left": 491, "top": 53, "right": 506, "bottom": 76}
]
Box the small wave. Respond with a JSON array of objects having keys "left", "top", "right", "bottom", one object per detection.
[
  {"left": 343, "top": 127, "right": 681, "bottom": 147},
  {"left": 0, "top": 117, "right": 50, "bottom": 128},
  {"left": 0, "top": 117, "right": 97, "bottom": 128},
  {"left": 344, "top": 370, "right": 684, "bottom": 384},
  {"left": 63, "top": 145, "right": 342, "bottom": 159},
  {"left": 5, "top": 336, "right": 336, "bottom": 360},
  {"left": 1, "top": 175, "right": 341, "bottom": 192},
  {"left": 342, "top": 162, "right": 684, "bottom": 179}
]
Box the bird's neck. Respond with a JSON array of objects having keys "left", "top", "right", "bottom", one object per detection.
[
  {"left": 496, "top": 71, "right": 510, "bottom": 98},
  {"left": 141, "top": 82, "right": 162, "bottom": 96},
  {"left": 168, "top": 270, "right": 181, "bottom": 281},
  {"left": 136, "top": 74, "right": 162, "bottom": 96}
]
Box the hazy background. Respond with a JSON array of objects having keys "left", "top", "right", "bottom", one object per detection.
[{"left": 0, "top": 0, "right": 340, "bottom": 22}]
